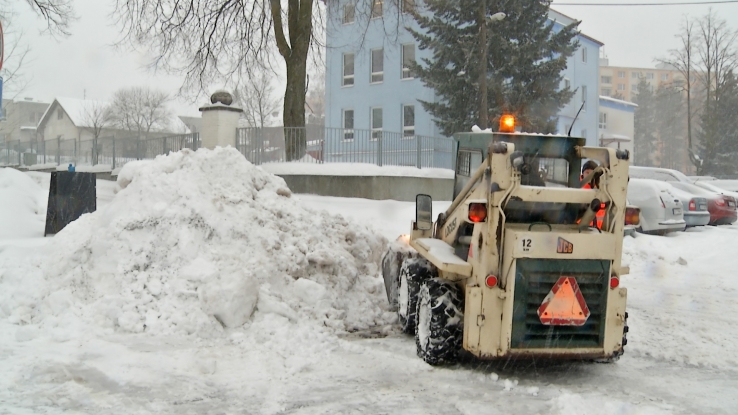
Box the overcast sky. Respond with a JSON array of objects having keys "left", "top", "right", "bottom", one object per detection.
[{"left": 3, "top": 0, "right": 738, "bottom": 115}]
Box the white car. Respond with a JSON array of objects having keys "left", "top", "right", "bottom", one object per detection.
[
  {"left": 630, "top": 165, "right": 692, "bottom": 183},
  {"left": 691, "top": 180, "right": 738, "bottom": 202},
  {"left": 627, "top": 178, "right": 686, "bottom": 234}
]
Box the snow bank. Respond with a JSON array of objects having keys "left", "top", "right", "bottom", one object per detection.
[
  {"left": 3, "top": 147, "right": 393, "bottom": 337},
  {"left": 0, "top": 168, "right": 47, "bottom": 239}
]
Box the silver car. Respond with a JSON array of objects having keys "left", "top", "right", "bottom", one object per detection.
[
  {"left": 627, "top": 179, "right": 686, "bottom": 234},
  {"left": 665, "top": 186, "right": 710, "bottom": 227}
]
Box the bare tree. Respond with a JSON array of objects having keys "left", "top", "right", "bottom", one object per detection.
[
  {"left": 234, "top": 73, "right": 282, "bottom": 128},
  {"left": 79, "top": 100, "right": 111, "bottom": 140},
  {"left": 107, "top": 87, "right": 171, "bottom": 140},
  {"left": 111, "top": 0, "right": 410, "bottom": 160},
  {"left": 659, "top": 17, "right": 698, "bottom": 167},
  {"left": 0, "top": 13, "right": 32, "bottom": 97},
  {"left": 305, "top": 66, "right": 325, "bottom": 126},
  {"left": 0, "top": 0, "right": 75, "bottom": 36}
]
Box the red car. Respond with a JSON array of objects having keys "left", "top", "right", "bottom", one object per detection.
[{"left": 670, "top": 182, "right": 737, "bottom": 225}]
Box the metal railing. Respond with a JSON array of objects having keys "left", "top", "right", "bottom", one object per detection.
[
  {"left": 2, "top": 127, "right": 452, "bottom": 171},
  {"left": 235, "top": 126, "right": 454, "bottom": 169},
  {"left": 0, "top": 133, "right": 201, "bottom": 170}
]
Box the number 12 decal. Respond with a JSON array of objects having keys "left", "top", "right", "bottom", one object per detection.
[{"left": 522, "top": 238, "right": 532, "bottom": 252}]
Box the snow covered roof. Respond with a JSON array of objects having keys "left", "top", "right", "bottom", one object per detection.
[
  {"left": 599, "top": 95, "right": 638, "bottom": 107},
  {"left": 38, "top": 97, "right": 110, "bottom": 129}
]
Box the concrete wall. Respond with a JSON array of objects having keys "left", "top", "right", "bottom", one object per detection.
[{"left": 279, "top": 174, "right": 453, "bottom": 201}]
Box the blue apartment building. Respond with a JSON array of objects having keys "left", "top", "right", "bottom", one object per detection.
[{"left": 324, "top": 3, "right": 602, "bottom": 168}]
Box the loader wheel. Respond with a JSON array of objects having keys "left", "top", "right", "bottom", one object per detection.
[
  {"left": 397, "top": 258, "right": 434, "bottom": 334},
  {"left": 381, "top": 240, "right": 417, "bottom": 311},
  {"left": 415, "top": 277, "right": 464, "bottom": 365}
]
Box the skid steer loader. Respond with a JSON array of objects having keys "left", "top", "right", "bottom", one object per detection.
[{"left": 382, "top": 116, "right": 630, "bottom": 365}]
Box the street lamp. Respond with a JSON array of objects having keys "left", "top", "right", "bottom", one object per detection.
[{"left": 478, "top": 9, "right": 506, "bottom": 129}]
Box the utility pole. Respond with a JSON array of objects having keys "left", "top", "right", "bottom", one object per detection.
[{"left": 477, "top": 5, "right": 505, "bottom": 130}]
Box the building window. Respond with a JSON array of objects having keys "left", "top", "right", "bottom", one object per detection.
[
  {"left": 646, "top": 72, "right": 654, "bottom": 80},
  {"left": 631, "top": 83, "right": 638, "bottom": 90},
  {"left": 564, "top": 78, "right": 571, "bottom": 90},
  {"left": 618, "top": 71, "right": 625, "bottom": 78},
  {"left": 57, "top": 109, "right": 63, "bottom": 120},
  {"left": 371, "top": 107, "right": 383, "bottom": 140},
  {"left": 617, "top": 84, "right": 625, "bottom": 91},
  {"left": 402, "top": 0, "right": 415, "bottom": 14},
  {"left": 371, "top": 0, "right": 382, "bottom": 18},
  {"left": 371, "top": 48, "right": 384, "bottom": 83},
  {"left": 632, "top": 72, "right": 640, "bottom": 79},
  {"left": 581, "top": 85, "right": 587, "bottom": 111},
  {"left": 601, "top": 88, "right": 611, "bottom": 96},
  {"left": 343, "top": 3, "right": 355, "bottom": 24},
  {"left": 402, "top": 44, "right": 415, "bottom": 79},
  {"left": 582, "top": 47, "right": 587, "bottom": 63},
  {"left": 581, "top": 129, "right": 587, "bottom": 139},
  {"left": 343, "top": 109, "right": 354, "bottom": 141},
  {"left": 403, "top": 105, "right": 415, "bottom": 137},
  {"left": 661, "top": 73, "right": 669, "bottom": 81},
  {"left": 601, "top": 76, "right": 612, "bottom": 84},
  {"left": 599, "top": 112, "right": 607, "bottom": 130},
  {"left": 342, "top": 53, "right": 354, "bottom": 87}
]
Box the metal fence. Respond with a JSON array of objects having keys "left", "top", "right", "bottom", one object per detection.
[
  {"left": 236, "top": 127, "right": 454, "bottom": 169},
  {"left": 0, "top": 133, "right": 201, "bottom": 170},
  {"left": 2, "top": 127, "right": 453, "bottom": 170}
]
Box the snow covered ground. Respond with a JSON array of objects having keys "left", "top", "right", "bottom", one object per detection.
[{"left": 1, "top": 149, "right": 737, "bottom": 415}]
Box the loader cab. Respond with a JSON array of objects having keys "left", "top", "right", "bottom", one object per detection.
[{"left": 452, "top": 132, "right": 586, "bottom": 225}]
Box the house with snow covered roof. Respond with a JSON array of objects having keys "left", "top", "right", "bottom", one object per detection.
[{"left": 37, "top": 97, "right": 190, "bottom": 143}]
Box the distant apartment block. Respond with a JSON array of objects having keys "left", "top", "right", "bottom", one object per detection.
[{"left": 598, "top": 57, "right": 685, "bottom": 101}]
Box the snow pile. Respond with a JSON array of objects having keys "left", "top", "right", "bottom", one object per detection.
[
  {"left": 6, "top": 147, "right": 393, "bottom": 337},
  {"left": 0, "top": 168, "right": 47, "bottom": 239}
]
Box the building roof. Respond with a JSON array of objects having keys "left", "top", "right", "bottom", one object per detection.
[
  {"left": 548, "top": 9, "right": 604, "bottom": 46},
  {"left": 38, "top": 97, "right": 110, "bottom": 130},
  {"left": 600, "top": 95, "right": 638, "bottom": 107}
]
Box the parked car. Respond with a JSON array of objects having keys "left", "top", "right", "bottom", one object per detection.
[
  {"left": 630, "top": 166, "right": 692, "bottom": 183},
  {"left": 708, "top": 179, "right": 738, "bottom": 193},
  {"left": 627, "top": 179, "right": 686, "bottom": 234},
  {"left": 664, "top": 186, "right": 710, "bottom": 227},
  {"left": 624, "top": 203, "right": 641, "bottom": 237},
  {"left": 691, "top": 180, "right": 738, "bottom": 202},
  {"left": 669, "top": 182, "right": 737, "bottom": 225}
]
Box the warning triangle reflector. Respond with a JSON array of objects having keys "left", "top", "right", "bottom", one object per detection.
[{"left": 537, "top": 277, "right": 590, "bottom": 326}]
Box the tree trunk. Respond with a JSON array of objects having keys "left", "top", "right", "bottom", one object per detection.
[{"left": 284, "top": 55, "right": 308, "bottom": 161}]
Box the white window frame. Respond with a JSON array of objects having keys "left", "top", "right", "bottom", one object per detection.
[
  {"left": 646, "top": 72, "right": 654, "bottom": 80},
  {"left": 601, "top": 88, "right": 611, "bottom": 96},
  {"left": 402, "top": 43, "right": 415, "bottom": 79},
  {"left": 601, "top": 76, "right": 612, "bottom": 84},
  {"left": 402, "top": 105, "right": 415, "bottom": 138},
  {"left": 661, "top": 73, "right": 669, "bottom": 81},
  {"left": 342, "top": 53, "right": 355, "bottom": 87},
  {"left": 564, "top": 78, "right": 571, "bottom": 90},
  {"left": 343, "top": 109, "right": 354, "bottom": 141},
  {"left": 617, "top": 83, "right": 625, "bottom": 91},
  {"left": 632, "top": 72, "right": 640, "bottom": 79},
  {"left": 371, "top": 48, "right": 384, "bottom": 84},
  {"left": 599, "top": 112, "right": 607, "bottom": 130},
  {"left": 618, "top": 71, "right": 625, "bottom": 78},
  {"left": 582, "top": 47, "right": 587, "bottom": 63},
  {"left": 343, "top": 3, "right": 355, "bottom": 24},
  {"left": 581, "top": 85, "right": 587, "bottom": 111},
  {"left": 371, "top": 107, "right": 383, "bottom": 141},
  {"left": 57, "top": 108, "right": 63, "bottom": 120},
  {"left": 581, "top": 129, "right": 587, "bottom": 139},
  {"left": 371, "top": 0, "right": 383, "bottom": 19}
]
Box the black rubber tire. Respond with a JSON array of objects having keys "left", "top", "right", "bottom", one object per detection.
[
  {"left": 415, "top": 277, "right": 464, "bottom": 365},
  {"left": 397, "top": 258, "right": 434, "bottom": 334},
  {"left": 381, "top": 241, "right": 417, "bottom": 311}
]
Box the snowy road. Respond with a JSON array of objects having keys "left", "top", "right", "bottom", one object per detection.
[{"left": 2, "top": 161, "right": 738, "bottom": 414}]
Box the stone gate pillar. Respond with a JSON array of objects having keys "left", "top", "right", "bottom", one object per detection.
[{"left": 199, "top": 90, "right": 243, "bottom": 150}]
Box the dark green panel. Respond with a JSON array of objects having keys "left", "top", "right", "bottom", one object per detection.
[{"left": 510, "top": 259, "right": 609, "bottom": 349}]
